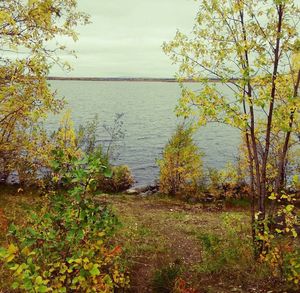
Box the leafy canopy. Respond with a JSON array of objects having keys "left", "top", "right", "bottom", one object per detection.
[{"left": 0, "top": 0, "right": 89, "bottom": 184}]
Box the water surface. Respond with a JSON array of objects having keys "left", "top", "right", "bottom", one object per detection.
[{"left": 48, "top": 81, "right": 240, "bottom": 186}]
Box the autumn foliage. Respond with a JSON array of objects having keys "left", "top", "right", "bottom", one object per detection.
[
  {"left": 158, "top": 124, "right": 203, "bottom": 196},
  {"left": 0, "top": 151, "right": 129, "bottom": 292},
  {"left": 0, "top": 0, "right": 89, "bottom": 185}
]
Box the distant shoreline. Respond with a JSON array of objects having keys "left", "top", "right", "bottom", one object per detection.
[{"left": 47, "top": 77, "right": 238, "bottom": 83}]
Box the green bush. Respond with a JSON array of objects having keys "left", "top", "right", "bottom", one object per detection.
[
  {"left": 97, "top": 165, "right": 134, "bottom": 193},
  {"left": 0, "top": 150, "right": 129, "bottom": 292},
  {"left": 158, "top": 124, "right": 204, "bottom": 197}
]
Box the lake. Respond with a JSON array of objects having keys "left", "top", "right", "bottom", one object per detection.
[{"left": 48, "top": 81, "right": 241, "bottom": 187}]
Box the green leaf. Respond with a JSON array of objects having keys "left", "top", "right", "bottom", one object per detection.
[
  {"left": 104, "top": 167, "right": 113, "bottom": 178},
  {"left": 268, "top": 193, "right": 277, "bottom": 200},
  {"left": 286, "top": 205, "right": 294, "bottom": 212},
  {"left": 24, "top": 278, "right": 33, "bottom": 290},
  {"left": 11, "top": 282, "right": 19, "bottom": 289},
  {"left": 38, "top": 285, "right": 49, "bottom": 292},
  {"left": 66, "top": 230, "right": 75, "bottom": 242},
  {"left": 0, "top": 247, "right": 7, "bottom": 258},
  {"left": 76, "top": 229, "right": 84, "bottom": 240},
  {"left": 89, "top": 265, "right": 100, "bottom": 276},
  {"left": 9, "top": 264, "right": 20, "bottom": 271},
  {"left": 50, "top": 160, "right": 60, "bottom": 170},
  {"left": 292, "top": 229, "right": 298, "bottom": 238},
  {"left": 292, "top": 175, "right": 299, "bottom": 184}
]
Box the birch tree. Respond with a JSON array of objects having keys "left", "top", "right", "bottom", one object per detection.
[{"left": 163, "top": 0, "right": 300, "bottom": 255}]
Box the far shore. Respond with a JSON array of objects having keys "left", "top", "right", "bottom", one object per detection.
[{"left": 47, "top": 77, "right": 239, "bottom": 83}]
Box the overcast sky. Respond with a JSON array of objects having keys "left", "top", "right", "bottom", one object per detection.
[{"left": 52, "top": 0, "right": 198, "bottom": 78}]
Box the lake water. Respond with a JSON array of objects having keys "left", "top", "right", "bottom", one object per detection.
[{"left": 48, "top": 81, "right": 241, "bottom": 187}]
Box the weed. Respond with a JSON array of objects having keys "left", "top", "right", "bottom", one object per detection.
[
  {"left": 195, "top": 213, "right": 270, "bottom": 285},
  {"left": 152, "top": 261, "right": 182, "bottom": 293}
]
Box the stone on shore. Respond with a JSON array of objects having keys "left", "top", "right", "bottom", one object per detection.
[
  {"left": 125, "top": 184, "right": 159, "bottom": 196},
  {"left": 125, "top": 188, "right": 140, "bottom": 195}
]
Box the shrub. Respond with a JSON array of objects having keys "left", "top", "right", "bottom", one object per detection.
[
  {"left": 152, "top": 262, "right": 182, "bottom": 293},
  {"left": 258, "top": 188, "right": 300, "bottom": 287},
  {"left": 0, "top": 151, "right": 129, "bottom": 292},
  {"left": 158, "top": 124, "right": 203, "bottom": 197},
  {"left": 152, "top": 262, "right": 196, "bottom": 293},
  {"left": 173, "top": 278, "right": 197, "bottom": 293},
  {"left": 207, "top": 163, "right": 249, "bottom": 200},
  {"left": 97, "top": 165, "right": 134, "bottom": 193},
  {"left": 56, "top": 113, "right": 132, "bottom": 194}
]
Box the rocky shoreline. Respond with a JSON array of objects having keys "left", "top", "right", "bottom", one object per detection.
[{"left": 125, "top": 184, "right": 160, "bottom": 196}]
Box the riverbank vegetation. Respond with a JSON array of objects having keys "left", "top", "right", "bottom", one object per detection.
[{"left": 0, "top": 0, "right": 300, "bottom": 292}]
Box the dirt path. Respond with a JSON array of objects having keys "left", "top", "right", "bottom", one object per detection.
[
  {"left": 111, "top": 197, "right": 204, "bottom": 292},
  {"left": 97, "top": 195, "right": 292, "bottom": 293}
]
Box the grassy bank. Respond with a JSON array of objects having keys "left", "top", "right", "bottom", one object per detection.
[{"left": 0, "top": 188, "right": 297, "bottom": 292}]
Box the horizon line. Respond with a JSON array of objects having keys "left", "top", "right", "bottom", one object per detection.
[{"left": 47, "top": 76, "right": 235, "bottom": 82}]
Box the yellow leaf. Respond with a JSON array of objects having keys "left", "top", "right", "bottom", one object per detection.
[
  {"left": 8, "top": 244, "right": 18, "bottom": 254},
  {"left": 292, "top": 229, "right": 298, "bottom": 238},
  {"left": 21, "top": 247, "right": 30, "bottom": 256},
  {"left": 83, "top": 257, "right": 89, "bottom": 263},
  {"left": 98, "top": 231, "right": 105, "bottom": 237},
  {"left": 74, "top": 258, "right": 82, "bottom": 264},
  {"left": 0, "top": 11, "right": 14, "bottom": 25},
  {"left": 35, "top": 276, "right": 43, "bottom": 285},
  {"left": 6, "top": 254, "right": 15, "bottom": 262}
]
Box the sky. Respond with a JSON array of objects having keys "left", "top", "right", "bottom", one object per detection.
[{"left": 52, "top": 0, "right": 199, "bottom": 78}]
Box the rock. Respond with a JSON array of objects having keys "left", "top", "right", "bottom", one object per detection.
[
  {"left": 202, "top": 193, "right": 214, "bottom": 203},
  {"left": 138, "top": 185, "right": 159, "bottom": 193},
  {"left": 134, "top": 186, "right": 148, "bottom": 193},
  {"left": 125, "top": 188, "right": 139, "bottom": 195},
  {"left": 140, "top": 190, "right": 153, "bottom": 197},
  {"left": 125, "top": 184, "right": 159, "bottom": 196}
]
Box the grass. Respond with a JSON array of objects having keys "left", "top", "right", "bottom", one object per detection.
[
  {"left": 0, "top": 188, "right": 298, "bottom": 292},
  {"left": 0, "top": 185, "right": 44, "bottom": 244},
  {"left": 98, "top": 194, "right": 284, "bottom": 292}
]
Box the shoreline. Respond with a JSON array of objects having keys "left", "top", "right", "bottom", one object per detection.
[{"left": 47, "top": 77, "right": 239, "bottom": 83}]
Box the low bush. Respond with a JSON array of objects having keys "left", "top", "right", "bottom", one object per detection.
[
  {"left": 152, "top": 261, "right": 196, "bottom": 293},
  {"left": 0, "top": 150, "right": 129, "bottom": 292},
  {"left": 206, "top": 164, "right": 250, "bottom": 200},
  {"left": 158, "top": 124, "right": 204, "bottom": 197},
  {"left": 152, "top": 262, "right": 182, "bottom": 293},
  {"left": 97, "top": 165, "right": 134, "bottom": 193}
]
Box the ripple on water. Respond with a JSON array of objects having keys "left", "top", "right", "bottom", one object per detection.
[{"left": 48, "top": 81, "right": 241, "bottom": 186}]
